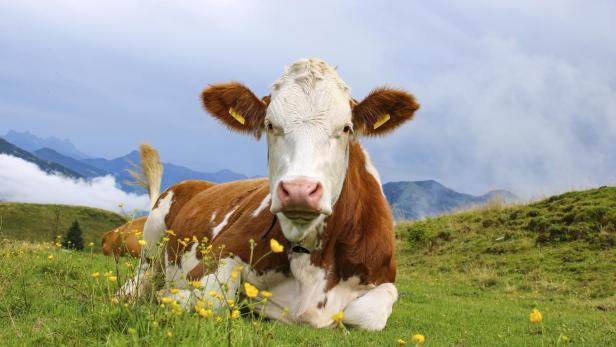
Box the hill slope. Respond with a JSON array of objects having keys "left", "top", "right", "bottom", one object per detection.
[
  {"left": 397, "top": 186, "right": 616, "bottom": 299},
  {"left": 384, "top": 180, "right": 517, "bottom": 220},
  {"left": 0, "top": 138, "right": 83, "bottom": 179},
  {"left": 0, "top": 202, "right": 126, "bottom": 248}
]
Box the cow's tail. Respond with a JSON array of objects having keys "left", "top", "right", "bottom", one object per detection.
[{"left": 138, "top": 143, "right": 163, "bottom": 210}]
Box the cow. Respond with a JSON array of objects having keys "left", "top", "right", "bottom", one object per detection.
[
  {"left": 101, "top": 216, "right": 146, "bottom": 258},
  {"left": 120, "top": 58, "right": 419, "bottom": 330}
]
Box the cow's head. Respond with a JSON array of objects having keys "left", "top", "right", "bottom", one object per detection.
[{"left": 202, "top": 58, "right": 419, "bottom": 242}]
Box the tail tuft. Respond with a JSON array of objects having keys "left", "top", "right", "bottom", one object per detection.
[{"left": 130, "top": 143, "right": 163, "bottom": 210}]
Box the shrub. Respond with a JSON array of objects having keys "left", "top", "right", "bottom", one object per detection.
[{"left": 62, "top": 220, "right": 85, "bottom": 250}]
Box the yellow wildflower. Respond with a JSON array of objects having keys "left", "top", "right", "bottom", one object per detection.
[
  {"left": 192, "top": 236, "right": 199, "bottom": 243},
  {"left": 165, "top": 330, "right": 173, "bottom": 337},
  {"left": 244, "top": 282, "right": 259, "bottom": 298},
  {"left": 529, "top": 308, "right": 542, "bottom": 324},
  {"left": 331, "top": 311, "right": 344, "bottom": 324},
  {"left": 108, "top": 276, "right": 118, "bottom": 282},
  {"left": 261, "top": 290, "right": 273, "bottom": 298},
  {"left": 88, "top": 242, "right": 94, "bottom": 247},
  {"left": 560, "top": 335, "right": 570, "bottom": 343},
  {"left": 91, "top": 272, "right": 100, "bottom": 278},
  {"left": 198, "top": 308, "right": 212, "bottom": 317},
  {"left": 162, "top": 237, "right": 170, "bottom": 242},
  {"left": 165, "top": 230, "right": 175, "bottom": 236},
  {"left": 397, "top": 339, "right": 406, "bottom": 345},
  {"left": 411, "top": 334, "right": 425, "bottom": 344},
  {"left": 270, "top": 239, "right": 284, "bottom": 253},
  {"left": 190, "top": 281, "right": 202, "bottom": 288},
  {"left": 227, "top": 299, "right": 235, "bottom": 307},
  {"left": 138, "top": 239, "right": 146, "bottom": 246},
  {"left": 208, "top": 291, "right": 218, "bottom": 297},
  {"left": 170, "top": 288, "right": 180, "bottom": 294},
  {"left": 161, "top": 297, "right": 175, "bottom": 304},
  {"left": 231, "top": 309, "right": 240, "bottom": 319},
  {"left": 231, "top": 271, "right": 238, "bottom": 281},
  {"left": 47, "top": 254, "right": 54, "bottom": 261}
]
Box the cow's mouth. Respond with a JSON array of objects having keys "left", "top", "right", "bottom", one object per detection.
[{"left": 282, "top": 210, "right": 321, "bottom": 223}]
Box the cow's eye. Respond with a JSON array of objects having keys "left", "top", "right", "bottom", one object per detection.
[
  {"left": 343, "top": 125, "right": 353, "bottom": 134},
  {"left": 266, "top": 122, "right": 274, "bottom": 131}
]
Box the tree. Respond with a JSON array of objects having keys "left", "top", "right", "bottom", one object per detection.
[{"left": 62, "top": 220, "right": 84, "bottom": 250}]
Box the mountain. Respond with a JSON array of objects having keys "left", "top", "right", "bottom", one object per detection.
[
  {"left": 3, "top": 130, "right": 91, "bottom": 159},
  {"left": 383, "top": 180, "right": 517, "bottom": 220},
  {"left": 34, "top": 148, "right": 108, "bottom": 178},
  {"left": 0, "top": 138, "right": 83, "bottom": 179},
  {"left": 82, "top": 150, "right": 247, "bottom": 193}
]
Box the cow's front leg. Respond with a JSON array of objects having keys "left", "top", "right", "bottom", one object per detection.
[{"left": 343, "top": 283, "right": 398, "bottom": 331}]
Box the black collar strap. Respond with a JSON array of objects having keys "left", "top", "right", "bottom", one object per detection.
[{"left": 291, "top": 245, "right": 311, "bottom": 254}]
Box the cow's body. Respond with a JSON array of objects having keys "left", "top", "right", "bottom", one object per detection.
[{"left": 120, "top": 58, "right": 418, "bottom": 330}]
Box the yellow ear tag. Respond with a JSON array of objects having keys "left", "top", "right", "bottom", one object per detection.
[
  {"left": 373, "top": 114, "right": 390, "bottom": 129},
  {"left": 228, "top": 107, "right": 245, "bottom": 125}
]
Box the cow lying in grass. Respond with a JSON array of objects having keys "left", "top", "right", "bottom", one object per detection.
[{"left": 120, "top": 58, "right": 419, "bottom": 330}]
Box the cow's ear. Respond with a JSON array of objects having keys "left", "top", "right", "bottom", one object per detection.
[
  {"left": 201, "top": 82, "right": 268, "bottom": 138},
  {"left": 352, "top": 88, "right": 419, "bottom": 136}
]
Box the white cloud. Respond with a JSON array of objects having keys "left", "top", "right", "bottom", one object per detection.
[{"left": 0, "top": 154, "right": 148, "bottom": 213}]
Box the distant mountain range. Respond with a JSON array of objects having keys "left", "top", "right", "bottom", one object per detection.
[
  {"left": 1, "top": 130, "right": 517, "bottom": 220},
  {"left": 4, "top": 130, "right": 91, "bottom": 159},
  {"left": 0, "top": 138, "right": 83, "bottom": 179},
  {"left": 2, "top": 130, "right": 247, "bottom": 193},
  {"left": 384, "top": 180, "right": 518, "bottom": 220}
]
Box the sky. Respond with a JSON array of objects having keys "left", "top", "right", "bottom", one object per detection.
[{"left": 1, "top": 0, "right": 615, "bottom": 198}]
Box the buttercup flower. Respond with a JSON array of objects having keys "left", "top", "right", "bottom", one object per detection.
[
  {"left": 231, "top": 271, "right": 238, "bottom": 281},
  {"left": 161, "top": 297, "right": 175, "bottom": 304},
  {"left": 138, "top": 240, "right": 146, "bottom": 246},
  {"left": 331, "top": 311, "right": 344, "bottom": 324},
  {"left": 529, "top": 308, "right": 542, "bottom": 324},
  {"left": 261, "top": 290, "right": 273, "bottom": 298},
  {"left": 411, "top": 334, "right": 425, "bottom": 344},
  {"left": 231, "top": 309, "right": 240, "bottom": 319},
  {"left": 47, "top": 254, "right": 54, "bottom": 261},
  {"left": 108, "top": 276, "right": 118, "bottom": 282},
  {"left": 270, "top": 239, "right": 284, "bottom": 253},
  {"left": 244, "top": 282, "right": 259, "bottom": 298},
  {"left": 91, "top": 272, "right": 100, "bottom": 278},
  {"left": 170, "top": 288, "right": 180, "bottom": 294},
  {"left": 397, "top": 339, "right": 407, "bottom": 345},
  {"left": 190, "top": 281, "right": 202, "bottom": 288}
]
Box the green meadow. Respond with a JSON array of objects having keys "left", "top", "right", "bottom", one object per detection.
[{"left": 1, "top": 187, "right": 615, "bottom": 346}]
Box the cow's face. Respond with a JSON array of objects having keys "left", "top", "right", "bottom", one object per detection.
[{"left": 202, "top": 58, "right": 419, "bottom": 242}]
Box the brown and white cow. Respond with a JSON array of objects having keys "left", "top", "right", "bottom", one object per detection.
[{"left": 121, "top": 58, "right": 419, "bottom": 330}]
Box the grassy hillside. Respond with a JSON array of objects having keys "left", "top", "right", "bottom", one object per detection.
[
  {"left": 0, "top": 202, "right": 127, "bottom": 249},
  {"left": 1, "top": 187, "right": 615, "bottom": 346}
]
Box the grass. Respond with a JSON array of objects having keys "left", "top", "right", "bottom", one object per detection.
[
  {"left": 1, "top": 187, "right": 615, "bottom": 346},
  {"left": 0, "top": 202, "right": 127, "bottom": 250}
]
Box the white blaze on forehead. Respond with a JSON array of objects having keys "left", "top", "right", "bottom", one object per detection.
[
  {"left": 252, "top": 194, "right": 271, "bottom": 217},
  {"left": 211, "top": 206, "right": 238, "bottom": 240},
  {"left": 269, "top": 58, "right": 352, "bottom": 134}
]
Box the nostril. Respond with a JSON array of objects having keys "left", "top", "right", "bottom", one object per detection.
[
  {"left": 308, "top": 183, "right": 322, "bottom": 198},
  {"left": 278, "top": 182, "right": 291, "bottom": 200}
]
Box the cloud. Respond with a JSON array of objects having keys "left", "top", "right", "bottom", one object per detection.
[
  {"left": 0, "top": 154, "right": 148, "bottom": 213},
  {"left": 1, "top": 1, "right": 615, "bottom": 199}
]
